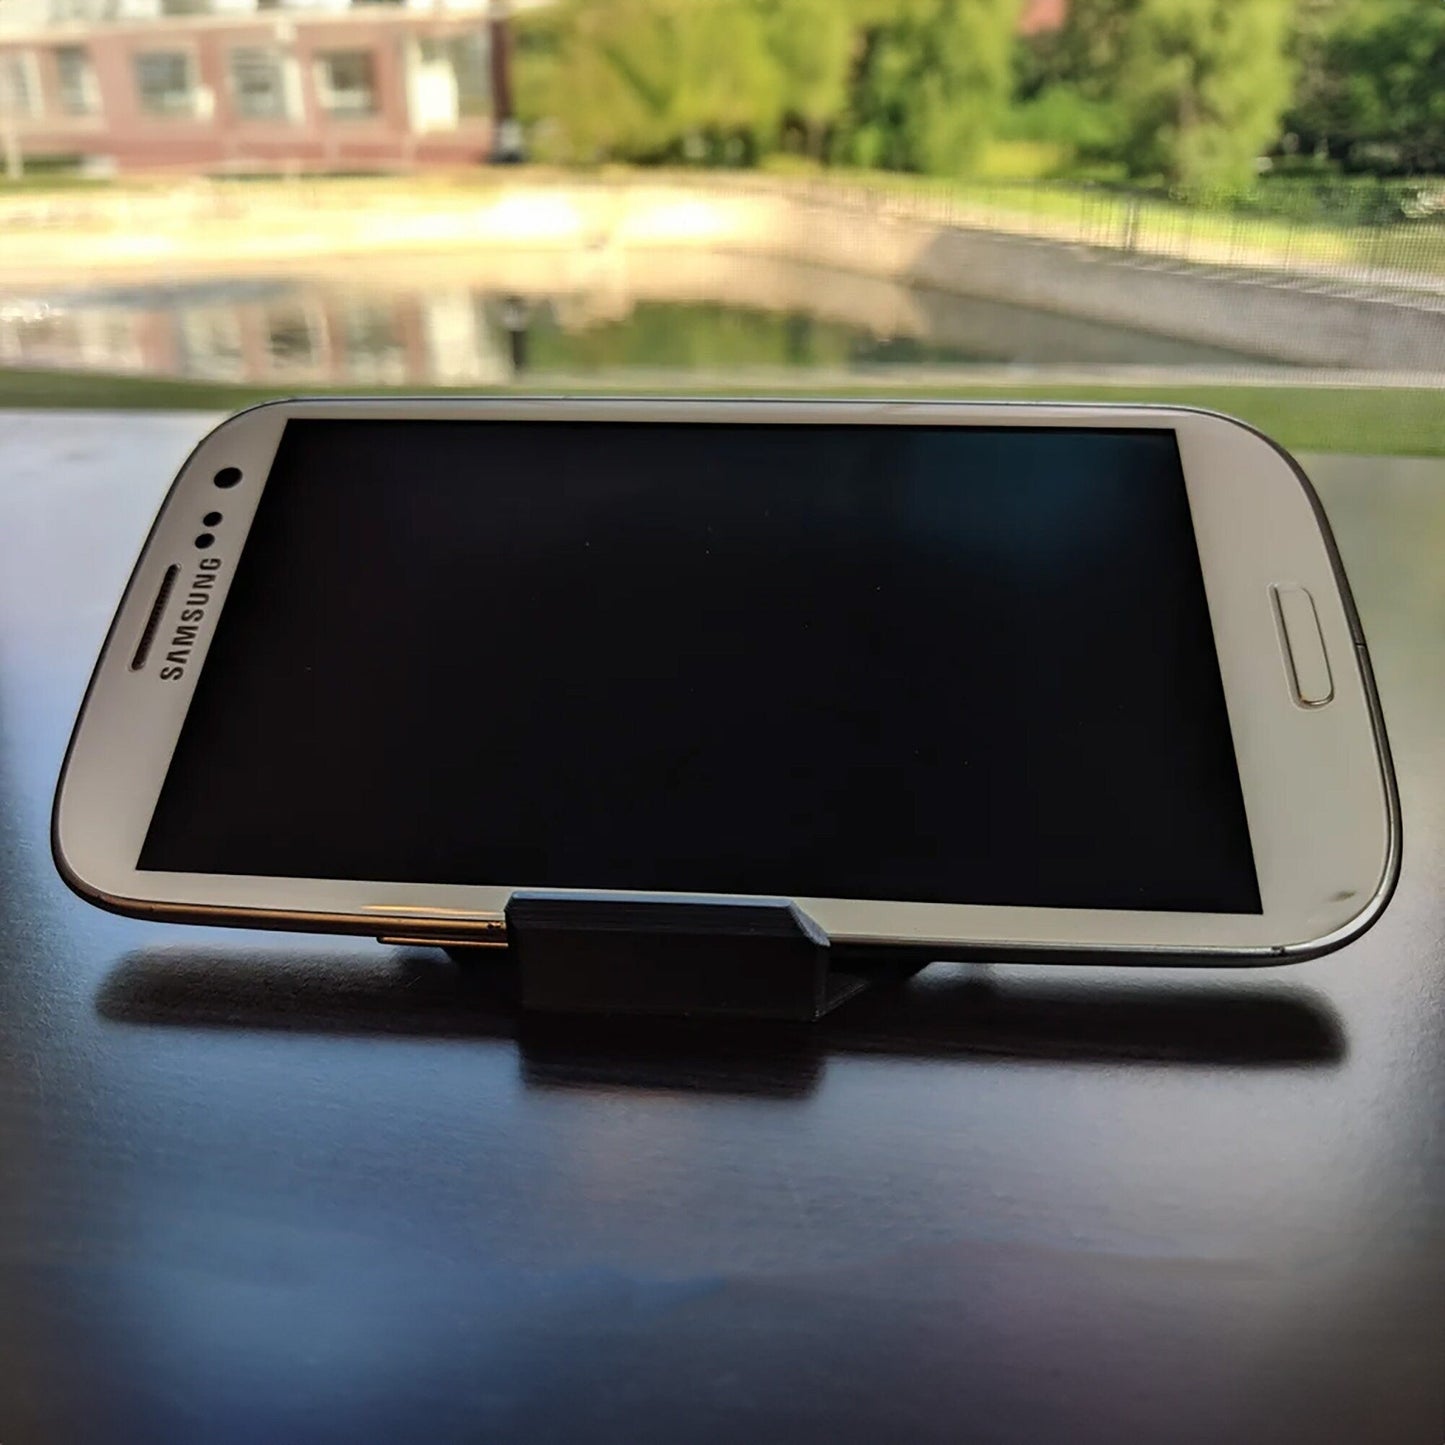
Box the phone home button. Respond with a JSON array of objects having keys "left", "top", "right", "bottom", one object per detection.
[{"left": 1273, "top": 584, "right": 1334, "bottom": 707}]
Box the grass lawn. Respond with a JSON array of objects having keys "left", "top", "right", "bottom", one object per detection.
[{"left": 1, "top": 368, "right": 1438, "bottom": 457}]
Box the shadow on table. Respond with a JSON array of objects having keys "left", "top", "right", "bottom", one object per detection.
[{"left": 95, "top": 946, "right": 1346, "bottom": 1098}]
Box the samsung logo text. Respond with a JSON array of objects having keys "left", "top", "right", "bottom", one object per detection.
[{"left": 159, "top": 556, "right": 222, "bottom": 680}]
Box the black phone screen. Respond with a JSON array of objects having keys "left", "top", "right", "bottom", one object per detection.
[{"left": 139, "top": 419, "right": 1261, "bottom": 913}]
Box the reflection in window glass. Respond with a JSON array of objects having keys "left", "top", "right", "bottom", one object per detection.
[
  {"left": 229, "top": 47, "right": 291, "bottom": 121},
  {"left": 412, "top": 34, "right": 489, "bottom": 124},
  {"left": 0, "top": 309, "right": 139, "bottom": 371},
  {"left": 178, "top": 310, "right": 245, "bottom": 381},
  {"left": 18, "top": 313, "right": 85, "bottom": 368},
  {"left": 338, "top": 299, "right": 407, "bottom": 384},
  {"left": 76, "top": 310, "right": 142, "bottom": 372},
  {"left": 314, "top": 50, "right": 377, "bottom": 119},
  {"left": 447, "top": 33, "right": 489, "bottom": 120},
  {"left": 264, "top": 304, "right": 323, "bottom": 377},
  {"left": 54, "top": 46, "right": 101, "bottom": 116},
  {"left": 133, "top": 51, "right": 196, "bottom": 117},
  {"left": 47, "top": 0, "right": 116, "bottom": 22},
  {"left": 0, "top": 54, "right": 42, "bottom": 118}
]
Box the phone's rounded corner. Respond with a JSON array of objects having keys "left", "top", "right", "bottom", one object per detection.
[
  {"left": 157, "top": 398, "right": 282, "bottom": 470},
  {"left": 1314, "top": 590, "right": 1408, "bottom": 965},
  {"left": 50, "top": 751, "right": 166, "bottom": 927},
  {"left": 156, "top": 397, "right": 296, "bottom": 506},
  {"left": 49, "top": 808, "right": 138, "bottom": 924},
  {"left": 50, "top": 695, "right": 103, "bottom": 909},
  {"left": 1277, "top": 833, "right": 1403, "bottom": 966},
  {"left": 1169, "top": 399, "right": 1315, "bottom": 477},
  {"left": 192, "top": 394, "right": 297, "bottom": 452},
  {"left": 1124, "top": 401, "right": 1343, "bottom": 559},
  {"left": 48, "top": 794, "right": 87, "bottom": 907},
  {"left": 1173, "top": 400, "right": 1290, "bottom": 442},
  {"left": 213, "top": 393, "right": 309, "bottom": 428},
  {"left": 1178, "top": 403, "right": 1352, "bottom": 572}
]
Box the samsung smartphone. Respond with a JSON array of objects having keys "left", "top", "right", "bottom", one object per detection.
[{"left": 53, "top": 399, "right": 1398, "bottom": 963}]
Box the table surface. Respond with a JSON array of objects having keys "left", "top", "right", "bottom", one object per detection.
[{"left": 0, "top": 412, "right": 1441, "bottom": 1445}]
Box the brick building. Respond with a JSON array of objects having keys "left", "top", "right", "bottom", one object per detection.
[{"left": 0, "top": 0, "right": 520, "bottom": 172}]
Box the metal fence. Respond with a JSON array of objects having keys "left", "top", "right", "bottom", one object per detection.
[{"left": 715, "top": 171, "right": 1445, "bottom": 296}]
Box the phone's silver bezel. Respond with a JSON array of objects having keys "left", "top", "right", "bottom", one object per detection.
[{"left": 53, "top": 397, "right": 1399, "bottom": 961}]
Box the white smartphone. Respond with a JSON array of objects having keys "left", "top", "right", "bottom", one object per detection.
[{"left": 54, "top": 398, "right": 1398, "bottom": 963}]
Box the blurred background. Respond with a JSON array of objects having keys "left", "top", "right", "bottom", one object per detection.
[{"left": 0, "top": 0, "right": 1440, "bottom": 455}]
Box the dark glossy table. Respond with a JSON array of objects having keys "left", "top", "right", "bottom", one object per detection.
[{"left": 1, "top": 413, "right": 1442, "bottom": 1445}]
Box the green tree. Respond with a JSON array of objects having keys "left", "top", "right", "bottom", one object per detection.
[
  {"left": 841, "top": 0, "right": 1023, "bottom": 175},
  {"left": 521, "top": 0, "right": 784, "bottom": 164},
  {"left": 1285, "top": 0, "right": 1352, "bottom": 132},
  {"left": 1113, "top": 0, "right": 1294, "bottom": 191},
  {"left": 1033, "top": 0, "right": 1293, "bottom": 190},
  {"left": 528, "top": 0, "right": 680, "bottom": 160},
  {"left": 1005, "top": 0, "right": 1132, "bottom": 172},
  {"left": 759, "top": 0, "right": 854, "bottom": 158},
  {"left": 1287, "top": 0, "right": 1445, "bottom": 174},
  {"left": 1049, "top": 0, "right": 1138, "bottom": 84}
]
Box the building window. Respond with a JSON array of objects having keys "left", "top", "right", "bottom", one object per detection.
[
  {"left": 134, "top": 51, "right": 196, "bottom": 117},
  {"left": 0, "top": 53, "right": 42, "bottom": 119},
  {"left": 338, "top": 299, "right": 407, "bottom": 383},
  {"left": 54, "top": 46, "right": 100, "bottom": 116},
  {"left": 447, "top": 35, "right": 490, "bottom": 120},
  {"left": 178, "top": 309, "right": 244, "bottom": 381},
  {"left": 414, "top": 34, "right": 489, "bottom": 122},
  {"left": 229, "top": 47, "right": 292, "bottom": 121},
  {"left": 263, "top": 302, "right": 324, "bottom": 377},
  {"left": 47, "top": 0, "right": 117, "bottom": 24},
  {"left": 314, "top": 50, "right": 377, "bottom": 119}
]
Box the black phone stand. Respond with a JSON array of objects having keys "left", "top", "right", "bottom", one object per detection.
[{"left": 444, "top": 892, "right": 876, "bottom": 1022}]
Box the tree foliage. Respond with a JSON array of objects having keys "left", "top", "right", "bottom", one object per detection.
[
  {"left": 526, "top": 0, "right": 787, "bottom": 163},
  {"left": 1286, "top": 0, "right": 1445, "bottom": 175},
  {"left": 839, "top": 0, "right": 1022, "bottom": 175},
  {"left": 522, "top": 0, "right": 1016, "bottom": 174},
  {"left": 514, "top": 0, "right": 1439, "bottom": 186},
  {"left": 1117, "top": 0, "right": 1294, "bottom": 189},
  {"left": 759, "top": 0, "right": 854, "bottom": 156},
  {"left": 1045, "top": 0, "right": 1294, "bottom": 189}
]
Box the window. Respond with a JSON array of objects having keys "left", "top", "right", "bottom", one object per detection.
[
  {"left": 314, "top": 50, "right": 377, "bottom": 119},
  {"left": 414, "top": 34, "right": 489, "bottom": 122},
  {"left": 178, "top": 309, "right": 244, "bottom": 381},
  {"left": 262, "top": 303, "right": 324, "bottom": 377},
  {"left": 54, "top": 46, "right": 100, "bottom": 116},
  {"left": 337, "top": 299, "right": 407, "bottom": 383},
  {"left": 134, "top": 51, "right": 196, "bottom": 118},
  {"left": 0, "top": 53, "right": 42, "bottom": 119},
  {"left": 229, "top": 47, "right": 292, "bottom": 121},
  {"left": 47, "top": 0, "right": 117, "bottom": 24},
  {"left": 447, "top": 35, "right": 490, "bottom": 120}
]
